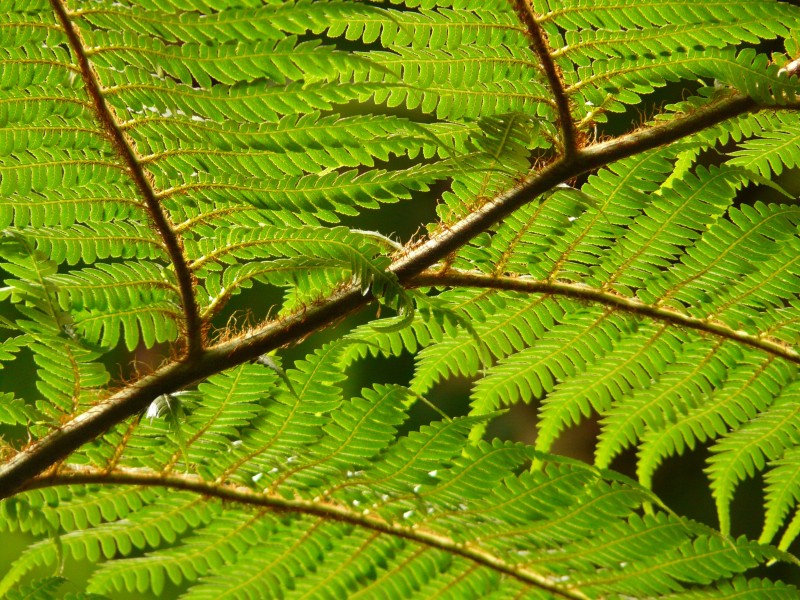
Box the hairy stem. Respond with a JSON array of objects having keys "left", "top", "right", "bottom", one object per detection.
[
  {"left": 50, "top": 0, "right": 204, "bottom": 358},
  {"left": 25, "top": 466, "right": 591, "bottom": 600},
  {"left": 511, "top": 0, "right": 578, "bottom": 155},
  {"left": 410, "top": 269, "right": 800, "bottom": 365}
]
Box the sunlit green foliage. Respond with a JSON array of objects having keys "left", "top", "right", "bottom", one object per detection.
[{"left": 3, "top": 0, "right": 800, "bottom": 597}]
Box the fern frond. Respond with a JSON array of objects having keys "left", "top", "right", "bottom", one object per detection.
[
  {"left": 188, "top": 225, "right": 404, "bottom": 309},
  {"left": 580, "top": 535, "right": 784, "bottom": 597},
  {"left": 1, "top": 232, "right": 109, "bottom": 418},
  {"left": 534, "top": 0, "right": 796, "bottom": 33},
  {"left": 0, "top": 186, "right": 144, "bottom": 231},
  {"left": 25, "top": 222, "right": 165, "bottom": 266},
  {"left": 0, "top": 493, "right": 210, "bottom": 594},
  {"left": 266, "top": 384, "right": 409, "bottom": 492},
  {"left": 275, "top": 1, "right": 525, "bottom": 52},
  {"left": 88, "top": 509, "right": 274, "bottom": 597},
  {"left": 0, "top": 392, "right": 38, "bottom": 426},
  {"left": 48, "top": 262, "right": 181, "bottom": 349},
  {"left": 643, "top": 202, "right": 800, "bottom": 311},
  {"left": 594, "top": 339, "right": 740, "bottom": 469},
  {"left": 662, "top": 576, "right": 799, "bottom": 600},
  {"left": 169, "top": 164, "right": 446, "bottom": 222},
  {"left": 556, "top": 22, "right": 780, "bottom": 68},
  {"left": 534, "top": 0, "right": 800, "bottom": 120},
  {"left": 539, "top": 146, "right": 681, "bottom": 282},
  {"left": 535, "top": 324, "right": 682, "bottom": 454},
  {"left": 729, "top": 118, "right": 800, "bottom": 177},
  {"left": 341, "top": 294, "right": 466, "bottom": 364},
  {"left": 0, "top": 329, "right": 29, "bottom": 367},
  {"left": 5, "top": 0, "right": 800, "bottom": 595},
  {"left": 103, "top": 74, "right": 379, "bottom": 126},
  {"left": 411, "top": 292, "right": 564, "bottom": 395},
  {"left": 0, "top": 486, "right": 159, "bottom": 536},
  {"left": 88, "top": 33, "right": 370, "bottom": 89},
  {"left": 472, "top": 309, "right": 630, "bottom": 422},
  {"left": 129, "top": 112, "right": 439, "bottom": 164},
  {"left": 592, "top": 165, "right": 746, "bottom": 294},
  {"left": 368, "top": 45, "right": 554, "bottom": 121},
  {"left": 762, "top": 446, "right": 800, "bottom": 545},
  {"left": 568, "top": 49, "right": 800, "bottom": 114},
  {"left": 636, "top": 352, "right": 796, "bottom": 489},
  {"left": 4, "top": 577, "right": 67, "bottom": 600}
]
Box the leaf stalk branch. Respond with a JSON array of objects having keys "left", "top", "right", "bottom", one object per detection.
[
  {"left": 25, "top": 466, "right": 591, "bottom": 600},
  {"left": 511, "top": 0, "right": 578, "bottom": 156},
  {"left": 410, "top": 269, "right": 800, "bottom": 365},
  {"left": 49, "top": 0, "right": 204, "bottom": 358}
]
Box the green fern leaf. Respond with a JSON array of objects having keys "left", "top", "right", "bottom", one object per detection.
[{"left": 5, "top": 0, "right": 800, "bottom": 596}]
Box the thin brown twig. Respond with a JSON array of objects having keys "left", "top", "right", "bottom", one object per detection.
[
  {"left": 511, "top": 0, "right": 578, "bottom": 155},
  {"left": 50, "top": 0, "right": 204, "bottom": 358},
  {"left": 409, "top": 269, "right": 800, "bottom": 366},
  {"left": 25, "top": 466, "right": 591, "bottom": 600}
]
